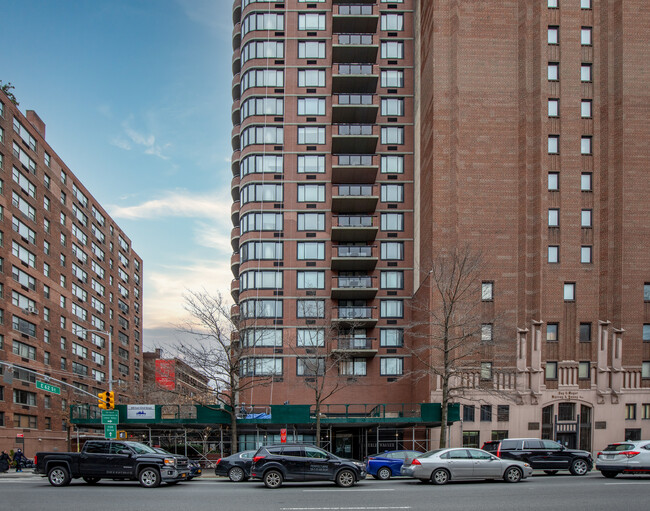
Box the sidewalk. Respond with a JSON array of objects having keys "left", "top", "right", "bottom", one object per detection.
[{"left": 0, "top": 471, "right": 40, "bottom": 479}]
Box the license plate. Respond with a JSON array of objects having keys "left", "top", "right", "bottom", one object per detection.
[{"left": 604, "top": 455, "right": 614, "bottom": 460}]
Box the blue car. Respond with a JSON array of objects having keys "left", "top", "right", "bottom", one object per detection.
[{"left": 365, "top": 450, "right": 423, "bottom": 480}]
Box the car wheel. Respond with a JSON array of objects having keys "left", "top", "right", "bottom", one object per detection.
[
  {"left": 229, "top": 466, "right": 246, "bottom": 482},
  {"left": 336, "top": 469, "right": 356, "bottom": 488},
  {"left": 431, "top": 469, "right": 450, "bottom": 485},
  {"left": 264, "top": 470, "right": 283, "bottom": 489},
  {"left": 504, "top": 467, "right": 523, "bottom": 483},
  {"left": 377, "top": 467, "right": 392, "bottom": 480},
  {"left": 601, "top": 471, "right": 617, "bottom": 479},
  {"left": 138, "top": 467, "right": 161, "bottom": 488},
  {"left": 82, "top": 476, "right": 101, "bottom": 484},
  {"left": 543, "top": 470, "right": 558, "bottom": 475},
  {"left": 48, "top": 466, "right": 71, "bottom": 487},
  {"left": 569, "top": 459, "right": 589, "bottom": 476}
]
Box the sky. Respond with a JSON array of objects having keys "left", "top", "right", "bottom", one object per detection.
[{"left": 0, "top": 0, "right": 236, "bottom": 351}]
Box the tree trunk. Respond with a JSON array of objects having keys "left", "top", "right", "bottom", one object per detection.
[
  {"left": 315, "top": 402, "right": 321, "bottom": 447},
  {"left": 230, "top": 411, "right": 238, "bottom": 455},
  {"left": 439, "top": 381, "right": 449, "bottom": 448}
]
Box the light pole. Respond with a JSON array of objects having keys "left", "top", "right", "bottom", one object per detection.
[{"left": 83, "top": 328, "right": 113, "bottom": 392}]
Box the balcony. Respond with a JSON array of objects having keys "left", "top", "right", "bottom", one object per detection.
[
  {"left": 232, "top": 22, "right": 241, "bottom": 50},
  {"left": 231, "top": 200, "right": 240, "bottom": 226},
  {"left": 332, "top": 4, "right": 378, "bottom": 33},
  {"left": 230, "top": 303, "right": 240, "bottom": 322},
  {"left": 332, "top": 64, "right": 378, "bottom": 94},
  {"left": 232, "top": 47, "right": 241, "bottom": 75},
  {"left": 231, "top": 279, "right": 240, "bottom": 302},
  {"left": 231, "top": 252, "right": 240, "bottom": 277},
  {"left": 333, "top": 34, "right": 378, "bottom": 63},
  {"left": 231, "top": 175, "right": 240, "bottom": 201},
  {"left": 332, "top": 94, "right": 378, "bottom": 123},
  {"left": 332, "top": 185, "right": 378, "bottom": 213},
  {"left": 332, "top": 154, "right": 378, "bottom": 184},
  {"left": 231, "top": 150, "right": 241, "bottom": 176},
  {"left": 232, "top": 73, "right": 241, "bottom": 101},
  {"left": 331, "top": 337, "right": 377, "bottom": 357},
  {"left": 331, "top": 215, "right": 377, "bottom": 242},
  {"left": 232, "top": 0, "right": 241, "bottom": 24},
  {"left": 232, "top": 99, "right": 241, "bottom": 126},
  {"left": 331, "top": 276, "right": 377, "bottom": 300},
  {"left": 231, "top": 126, "right": 240, "bottom": 151},
  {"left": 332, "top": 124, "right": 378, "bottom": 154},
  {"left": 331, "top": 245, "right": 377, "bottom": 271},
  {"left": 332, "top": 306, "right": 377, "bottom": 329},
  {"left": 231, "top": 226, "right": 240, "bottom": 251}
]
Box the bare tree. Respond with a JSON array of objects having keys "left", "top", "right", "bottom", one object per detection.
[
  {"left": 174, "top": 290, "right": 271, "bottom": 453},
  {"left": 406, "top": 245, "right": 515, "bottom": 448}
]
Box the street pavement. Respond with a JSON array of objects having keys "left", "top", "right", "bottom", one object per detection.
[{"left": 1, "top": 471, "right": 648, "bottom": 511}]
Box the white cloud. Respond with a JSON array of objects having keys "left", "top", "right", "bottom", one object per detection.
[
  {"left": 110, "top": 136, "right": 132, "bottom": 151},
  {"left": 194, "top": 220, "right": 233, "bottom": 253},
  {"left": 123, "top": 122, "right": 170, "bottom": 160},
  {"left": 109, "top": 189, "right": 231, "bottom": 220}
]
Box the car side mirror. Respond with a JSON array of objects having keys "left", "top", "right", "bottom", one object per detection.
[{"left": 118, "top": 449, "right": 132, "bottom": 456}]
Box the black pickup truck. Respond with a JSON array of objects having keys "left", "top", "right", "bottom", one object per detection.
[{"left": 35, "top": 440, "right": 190, "bottom": 487}]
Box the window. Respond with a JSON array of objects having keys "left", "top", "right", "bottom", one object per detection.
[
  {"left": 548, "top": 135, "right": 559, "bottom": 154},
  {"left": 645, "top": 284, "right": 650, "bottom": 302},
  {"left": 480, "top": 405, "right": 492, "bottom": 421},
  {"left": 380, "top": 329, "right": 403, "bottom": 347},
  {"left": 381, "top": 241, "right": 404, "bottom": 260},
  {"left": 297, "top": 213, "right": 325, "bottom": 231},
  {"left": 297, "top": 242, "right": 325, "bottom": 260},
  {"left": 548, "top": 26, "right": 559, "bottom": 45},
  {"left": 546, "top": 323, "right": 559, "bottom": 342},
  {"left": 381, "top": 41, "right": 404, "bottom": 59},
  {"left": 381, "top": 98, "right": 404, "bottom": 116},
  {"left": 380, "top": 358, "right": 403, "bottom": 376},
  {"left": 240, "top": 357, "right": 282, "bottom": 377},
  {"left": 240, "top": 212, "right": 283, "bottom": 233},
  {"left": 381, "top": 13, "right": 403, "bottom": 31},
  {"left": 241, "top": 125, "right": 283, "bottom": 148},
  {"left": 581, "top": 136, "right": 592, "bottom": 155},
  {"left": 241, "top": 329, "right": 283, "bottom": 348},
  {"left": 241, "top": 69, "right": 284, "bottom": 92},
  {"left": 643, "top": 324, "right": 650, "bottom": 342},
  {"left": 581, "top": 64, "right": 592, "bottom": 82},
  {"left": 381, "top": 271, "right": 404, "bottom": 289},
  {"left": 481, "top": 362, "right": 492, "bottom": 381},
  {"left": 380, "top": 300, "right": 403, "bottom": 318},
  {"left": 297, "top": 154, "right": 325, "bottom": 173},
  {"left": 581, "top": 0, "right": 591, "bottom": 8},
  {"left": 497, "top": 405, "right": 510, "bottom": 422},
  {"left": 548, "top": 209, "right": 559, "bottom": 227},
  {"left": 13, "top": 414, "right": 37, "bottom": 429},
  {"left": 581, "top": 209, "right": 592, "bottom": 227},
  {"left": 298, "top": 97, "right": 326, "bottom": 116},
  {"left": 381, "top": 69, "right": 404, "bottom": 88},
  {"left": 240, "top": 271, "right": 283, "bottom": 290},
  {"left": 643, "top": 404, "right": 650, "bottom": 420},
  {"left": 240, "top": 299, "right": 283, "bottom": 319},
  {"left": 241, "top": 155, "right": 284, "bottom": 177},
  {"left": 297, "top": 329, "right": 325, "bottom": 347},
  {"left": 298, "top": 41, "right": 325, "bottom": 59},
  {"left": 546, "top": 362, "right": 558, "bottom": 380},
  {"left": 626, "top": 404, "right": 637, "bottom": 420},
  {"left": 340, "top": 358, "right": 367, "bottom": 376},
  {"left": 548, "top": 245, "right": 559, "bottom": 263},
  {"left": 564, "top": 283, "right": 575, "bottom": 301},
  {"left": 578, "top": 323, "right": 591, "bottom": 342},
  {"left": 297, "top": 127, "right": 325, "bottom": 145},
  {"left": 463, "top": 405, "right": 475, "bottom": 422},
  {"left": 381, "top": 213, "right": 403, "bottom": 231},
  {"left": 581, "top": 246, "right": 592, "bottom": 264},
  {"left": 12, "top": 340, "right": 36, "bottom": 360},
  {"left": 242, "top": 11, "right": 284, "bottom": 35},
  {"left": 241, "top": 97, "right": 284, "bottom": 119},
  {"left": 479, "top": 282, "right": 494, "bottom": 301},
  {"left": 581, "top": 172, "right": 592, "bottom": 191},
  {"left": 241, "top": 183, "right": 283, "bottom": 204},
  {"left": 297, "top": 271, "right": 325, "bottom": 290},
  {"left": 581, "top": 27, "right": 592, "bottom": 46},
  {"left": 297, "top": 300, "right": 325, "bottom": 318},
  {"left": 644, "top": 362, "right": 650, "bottom": 379},
  {"left": 381, "top": 184, "right": 403, "bottom": 202},
  {"left": 548, "top": 0, "right": 558, "bottom": 7},
  {"left": 298, "top": 13, "right": 325, "bottom": 30},
  {"left": 297, "top": 357, "right": 325, "bottom": 376},
  {"left": 298, "top": 69, "right": 325, "bottom": 87},
  {"left": 548, "top": 172, "right": 559, "bottom": 191},
  {"left": 481, "top": 324, "right": 493, "bottom": 343},
  {"left": 548, "top": 62, "right": 559, "bottom": 81},
  {"left": 298, "top": 184, "right": 325, "bottom": 202},
  {"left": 381, "top": 155, "right": 404, "bottom": 174},
  {"left": 548, "top": 98, "right": 559, "bottom": 117},
  {"left": 381, "top": 127, "right": 404, "bottom": 145},
  {"left": 241, "top": 40, "right": 284, "bottom": 64},
  {"left": 579, "top": 361, "right": 591, "bottom": 380},
  {"left": 580, "top": 99, "right": 592, "bottom": 119}
]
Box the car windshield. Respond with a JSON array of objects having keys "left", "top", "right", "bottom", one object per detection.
[
  {"left": 125, "top": 442, "right": 158, "bottom": 454},
  {"left": 603, "top": 443, "right": 635, "bottom": 452},
  {"left": 419, "top": 449, "right": 444, "bottom": 459},
  {"left": 153, "top": 448, "right": 171, "bottom": 454}
]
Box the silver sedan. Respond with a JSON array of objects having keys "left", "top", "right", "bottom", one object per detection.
[{"left": 400, "top": 447, "right": 533, "bottom": 485}]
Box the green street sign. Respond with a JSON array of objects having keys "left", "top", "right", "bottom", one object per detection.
[
  {"left": 36, "top": 381, "right": 61, "bottom": 395},
  {"left": 101, "top": 410, "right": 120, "bottom": 425},
  {"left": 104, "top": 424, "right": 117, "bottom": 439}
]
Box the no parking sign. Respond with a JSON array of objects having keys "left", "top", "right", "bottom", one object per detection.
[{"left": 280, "top": 429, "right": 287, "bottom": 443}]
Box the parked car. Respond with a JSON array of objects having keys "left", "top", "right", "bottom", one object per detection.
[
  {"left": 400, "top": 447, "right": 532, "bottom": 484},
  {"left": 250, "top": 444, "right": 366, "bottom": 489},
  {"left": 596, "top": 440, "right": 650, "bottom": 478},
  {"left": 214, "top": 450, "right": 256, "bottom": 482},
  {"left": 365, "top": 450, "right": 423, "bottom": 480},
  {"left": 481, "top": 438, "right": 592, "bottom": 476},
  {"left": 152, "top": 448, "right": 202, "bottom": 480}
]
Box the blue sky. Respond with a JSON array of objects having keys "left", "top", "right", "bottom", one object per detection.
[{"left": 1, "top": 0, "right": 235, "bottom": 349}]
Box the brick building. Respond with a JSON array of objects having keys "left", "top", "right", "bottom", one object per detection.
[
  {"left": 229, "top": 0, "right": 649, "bottom": 452},
  {"left": 142, "top": 349, "right": 212, "bottom": 404},
  {"left": 0, "top": 90, "right": 143, "bottom": 453}
]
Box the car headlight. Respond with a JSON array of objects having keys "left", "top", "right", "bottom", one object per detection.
[
  {"left": 164, "top": 457, "right": 176, "bottom": 466},
  {"left": 523, "top": 463, "right": 530, "bottom": 468}
]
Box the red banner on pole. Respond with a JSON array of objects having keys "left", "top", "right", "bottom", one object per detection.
[
  {"left": 280, "top": 429, "right": 287, "bottom": 443},
  {"left": 155, "top": 360, "right": 176, "bottom": 390}
]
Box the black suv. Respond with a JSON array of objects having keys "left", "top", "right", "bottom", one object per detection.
[
  {"left": 250, "top": 444, "right": 366, "bottom": 488},
  {"left": 481, "top": 438, "right": 592, "bottom": 476}
]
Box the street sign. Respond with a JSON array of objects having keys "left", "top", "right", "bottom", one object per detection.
[
  {"left": 16, "top": 434, "right": 24, "bottom": 444},
  {"left": 101, "top": 410, "right": 120, "bottom": 425},
  {"left": 280, "top": 428, "right": 287, "bottom": 443},
  {"left": 104, "top": 424, "right": 117, "bottom": 439},
  {"left": 36, "top": 380, "right": 61, "bottom": 395}
]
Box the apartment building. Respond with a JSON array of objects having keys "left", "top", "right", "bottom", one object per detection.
[{"left": 0, "top": 91, "right": 143, "bottom": 452}]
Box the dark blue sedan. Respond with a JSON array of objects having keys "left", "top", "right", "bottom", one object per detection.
[{"left": 366, "top": 450, "right": 423, "bottom": 480}]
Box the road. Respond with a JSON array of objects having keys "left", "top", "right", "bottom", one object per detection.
[{"left": 1, "top": 472, "right": 647, "bottom": 511}]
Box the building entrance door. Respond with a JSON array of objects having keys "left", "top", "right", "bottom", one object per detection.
[
  {"left": 334, "top": 433, "right": 353, "bottom": 458},
  {"left": 556, "top": 432, "right": 577, "bottom": 449}
]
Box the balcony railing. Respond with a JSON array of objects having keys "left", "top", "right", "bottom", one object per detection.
[
  {"left": 337, "top": 94, "right": 373, "bottom": 105},
  {"left": 338, "top": 5, "right": 373, "bottom": 15},
  {"left": 336, "top": 337, "right": 374, "bottom": 350},
  {"left": 337, "top": 124, "right": 374, "bottom": 136},
  {"left": 336, "top": 245, "right": 372, "bottom": 257},
  {"left": 336, "top": 215, "right": 373, "bottom": 227},
  {"left": 336, "top": 185, "right": 374, "bottom": 197},
  {"left": 336, "top": 276, "right": 373, "bottom": 288},
  {"left": 337, "top": 64, "right": 374, "bottom": 75},
  {"left": 338, "top": 154, "right": 374, "bottom": 166},
  {"left": 337, "top": 306, "right": 373, "bottom": 319},
  {"left": 338, "top": 34, "right": 373, "bottom": 45}
]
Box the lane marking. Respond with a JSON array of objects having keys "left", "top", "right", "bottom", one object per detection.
[
  {"left": 281, "top": 508, "right": 410, "bottom": 510},
  {"left": 303, "top": 488, "right": 395, "bottom": 492},
  {"left": 604, "top": 482, "right": 650, "bottom": 485}
]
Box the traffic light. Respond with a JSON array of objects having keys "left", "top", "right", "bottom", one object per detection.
[
  {"left": 98, "top": 391, "right": 108, "bottom": 410},
  {"left": 106, "top": 391, "right": 115, "bottom": 410}
]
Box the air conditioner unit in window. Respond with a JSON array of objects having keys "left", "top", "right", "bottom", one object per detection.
[{"left": 24, "top": 307, "right": 38, "bottom": 315}]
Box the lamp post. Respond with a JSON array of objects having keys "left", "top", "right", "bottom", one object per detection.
[{"left": 83, "top": 328, "right": 113, "bottom": 392}]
